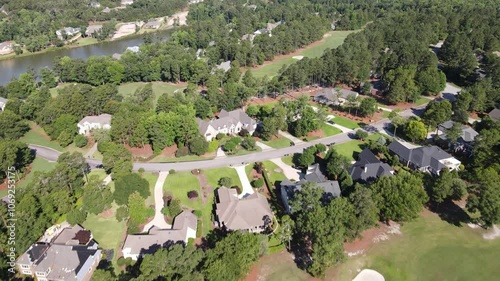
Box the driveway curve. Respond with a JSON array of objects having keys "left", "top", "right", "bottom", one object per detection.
[{"left": 142, "top": 171, "right": 171, "bottom": 232}]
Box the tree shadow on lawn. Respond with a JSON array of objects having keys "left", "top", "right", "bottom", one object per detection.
[{"left": 427, "top": 200, "right": 471, "bottom": 227}]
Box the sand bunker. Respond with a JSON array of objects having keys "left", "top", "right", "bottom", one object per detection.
[
  {"left": 292, "top": 56, "right": 304, "bottom": 60},
  {"left": 353, "top": 269, "right": 385, "bottom": 281}
]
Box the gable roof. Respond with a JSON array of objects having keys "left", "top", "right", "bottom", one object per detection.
[
  {"left": 387, "top": 141, "right": 412, "bottom": 161},
  {"left": 389, "top": 141, "right": 457, "bottom": 172},
  {"left": 215, "top": 187, "right": 272, "bottom": 231},
  {"left": 36, "top": 245, "right": 100, "bottom": 280},
  {"left": 78, "top": 114, "right": 112, "bottom": 126},
  {"left": 438, "top": 121, "right": 478, "bottom": 143},
  {"left": 348, "top": 149, "right": 393, "bottom": 182},
  {"left": 304, "top": 163, "right": 326, "bottom": 182},
  {"left": 314, "top": 88, "right": 358, "bottom": 104},
  {"left": 488, "top": 108, "right": 500, "bottom": 121},
  {"left": 216, "top": 61, "right": 231, "bottom": 72},
  {"left": 197, "top": 109, "right": 256, "bottom": 133}
]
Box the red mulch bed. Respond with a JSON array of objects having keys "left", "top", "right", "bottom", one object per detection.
[
  {"left": 247, "top": 96, "right": 281, "bottom": 106},
  {"left": 161, "top": 144, "right": 178, "bottom": 158},
  {"left": 125, "top": 144, "right": 154, "bottom": 159},
  {"left": 98, "top": 208, "right": 114, "bottom": 218},
  {"left": 306, "top": 129, "right": 324, "bottom": 139}
]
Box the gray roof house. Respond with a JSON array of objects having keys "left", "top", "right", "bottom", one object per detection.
[
  {"left": 197, "top": 109, "right": 257, "bottom": 141},
  {"left": 488, "top": 108, "right": 500, "bottom": 121},
  {"left": 85, "top": 24, "right": 103, "bottom": 36},
  {"left": 56, "top": 27, "right": 81, "bottom": 40},
  {"left": 348, "top": 148, "right": 394, "bottom": 183},
  {"left": 388, "top": 141, "right": 461, "bottom": 175},
  {"left": 280, "top": 164, "right": 341, "bottom": 213},
  {"left": 122, "top": 211, "right": 197, "bottom": 260},
  {"left": 0, "top": 97, "right": 7, "bottom": 111},
  {"left": 16, "top": 224, "right": 101, "bottom": 281},
  {"left": 215, "top": 187, "right": 273, "bottom": 233},
  {"left": 215, "top": 60, "right": 231, "bottom": 72},
  {"left": 438, "top": 121, "right": 479, "bottom": 143},
  {"left": 313, "top": 88, "right": 359, "bottom": 106}
]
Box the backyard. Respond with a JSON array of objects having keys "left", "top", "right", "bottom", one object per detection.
[
  {"left": 20, "top": 122, "right": 63, "bottom": 151},
  {"left": 117, "top": 81, "right": 185, "bottom": 105},
  {"left": 334, "top": 133, "right": 382, "bottom": 160},
  {"left": 251, "top": 30, "right": 356, "bottom": 78}
]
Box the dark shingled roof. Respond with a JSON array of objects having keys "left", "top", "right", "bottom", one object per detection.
[
  {"left": 388, "top": 141, "right": 456, "bottom": 172},
  {"left": 348, "top": 149, "right": 393, "bottom": 182},
  {"left": 488, "top": 108, "right": 500, "bottom": 121}
]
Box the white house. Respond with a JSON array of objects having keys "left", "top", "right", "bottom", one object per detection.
[
  {"left": 197, "top": 109, "right": 257, "bottom": 141},
  {"left": 0, "top": 97, "right": 7, "bottom": 111},
  {"left": 77, "top": 114, "right": 112, "bottom": 135},
  {"left": 122, "top": 211, "right": 197, "bottom": 260},
  {"left": 56, "top": 27, "right": 81, "bottom": 40}
]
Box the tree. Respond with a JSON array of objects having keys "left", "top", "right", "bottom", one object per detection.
[
  {"left": 66, "top": 208, "right": 87, "bottom": 225},
  {"left": 57, "top": 130, "right": 74, "bottom": 147},
  {"left": 388, "top": 110, "right": 406, "bottom": 137},
  {"left": 276, "top": 215, "right": 294, "bottom": 250},
  {"left": 218, "top": 177, "right": 232, "bottom": 187},
  {"left": 241, "top": 136, "right": 257, "bottom": 150},
  {"left": 358, "top": 97, "right": 377, "bottom": 117},
  {"left": 467, "top": 168, "right": 500, "bottom": 227},
  {"left": 116, "top": 206, "right": 129, "bottom": 222},
  {"left": 0, "top": 110, "right": 30, "bottom": 140},
  {"left": 128, "top": 191, "right": 153, "bottom": 226},
  {"left": 384, "top": 65, "right": 419, "bottom": 104},
  {"left": 167, "top": 198, "right": 182, "bottom": 217},
  {"left": 404, "top": 119, "right": 427, "bottom": 142},
  {"left": 349, "top": 185, "right": 379, "bottom": 237},
  {"left": 297, "top": 146, "right": 316, "bottom": 168},
  {"left": 74, "top": 135, "right": 88, "bottom": 148},
  {"left": 203, "top": 232, "right": 266, "bottom": 281},
  {"left": 187, "top": 190, "right": 199, "bottom": 199},
  {"left": 113, "top": 173, "right": 150, "bottom": 205},
  {"left": 355, "top": 129, "right": 368, "bottom": 140},
  {"left": 370, "top": 171, "right": 428, "bottom": 222},
  {"left": 325, "top": 149, "right": 352, "bottom": 179},
  {"left": 430, "top": 169, "right": 466, "bottom": 204},
  {"left": 101, "top": 142, "right": 133, "bottom": 178},
  {"left": 422, "top": 100, "right": 452, "bottom": 132},
  {"left": 440, "top": 33, "right": 477, "bottom": 81},
  {"left": 0, "top": 140, "right": 34, "bottom": 179},
  {"left": 189, "top": 136, "right": 208, "bottom": 156},
  {"left": 40, "top": 67, "right": 57, "bottom": 88},
  {"left": 444, "top": 121, "right": 463, "bottom": 143},
  {"left": 416, "top": 67, "right": 446, "bottom": 95},
  {"left": 292, "top": 106, "right": 322, "bottom": 137},
  {"left": 91, "top": 270, "right": 116, "bottom": 281},
  {"left": 82, "top": 175, "right": 113, "bottom": 215}
]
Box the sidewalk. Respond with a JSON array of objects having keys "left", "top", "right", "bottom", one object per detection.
[{"left": 278, "top": 130, "right": 304, "bottom": 144}]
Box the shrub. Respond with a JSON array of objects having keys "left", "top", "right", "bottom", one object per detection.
[
  {"left": 216, "top": 133, "right": 225, "bottom": 140},
  {"left": 187, "top": 190, "right": 199, "bottom": 199},
  {"left": 169, "top": 169, "right": 175, "bottom": 174},
  {"left": 315, "top": 143, "right": 327, "bottom": 153},
  {"left": 223, "top": 141, "right": 237, "bottom": 153},
  {"left": 74, "top": 135, "right": 88, "bottom": 148},
  {"left": 138, "top": 167, "right": 145, "bottom": 173},
  {"left": 355, "top": 129, "right": 368, "bottom": 140},
  {"left": 189, "top": 136, "right": 208, "bottom": 156},
  {"left": 252, "top": 178, "right": 264, "bottom": 188},
  {"left": 67, "top": 208, "right": 87, "bottom": 225},
  {"left": 241, "top": 136, "right": 257, "bottom": 150},
  {"left": 231, "top": 185, "right": 242, "bottom": 194},
  {"left": 218, "top": 177, "right": 232, "bottom": 187},
  {"left": 168, "top": 198, "right": 182, "bottom": 217},
  {"left": 125, "top": 257, "right": 134, "bottom": 266},
  {"left": 117, "top": 257, "right": 126, "bottom": 267},
  {"left": 207, "top": 140, "right": 219, "bottom": 153},
  {"left": 116, "top": 206, "right": 128, "bottom": 222},
  {"left": 254, "top": 162, "right": 264, "bottom": 174},
  {"left": 239, "top": 128, "right": 249, "bottom": 137},
  {"left": 175, "top": 146, "right": 189, "bottom": 157}
]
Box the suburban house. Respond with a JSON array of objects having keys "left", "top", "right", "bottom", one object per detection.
[
  {"left": 0, "top": 97, "right": 7, "bottom": 111},
  {"left": 280, "top": 164, "right": 341, "bottom": 213},
  {"left": 122, "top": 211, "right": 197, "bottom": 261},
  {"left": 196, "top": 109, "right": 257, "bottom": 141},
  {"left": 437, "top": 121, "right": 478, "bottom": 153},
  {"left": 56, "top": 27, "right": 81, "bottom": 40},
  {"left": 215, "top": 187, "right": 273, "bottom": 233},
  {"left": 215, "top": 60, "right": 231, "bottom": 72},
  {"left": 0, "top": 41, "right": 13, "bottom": 55},
  {"left": 241, "top": 21, "right": 284, "bottom": 42},
  {"left": 488, "top": 108, "right": 500, "bottom": 121},
  {"left": 85, "top": 24, "right": 103, "bottom": 37},
  {"left": 121, "top": 0, "right": 134, "bottom": 5},
  {"left": 17, "top": 224, "right": 101, "bottom": 281},
  {"left": 348, "top": 148, "right": 394, "bottom": 183},
  {"left": 313, "top": 88, "right": 359, "bottom": 106},
  {"left": 77, "top": 114, "right": 112, "bottom": 135},
  {"left": 388, "top": 140, "right": 461, "bottom": 175},
  {"left": 90, "top": 1, "right": 101, "bottom": 8}
]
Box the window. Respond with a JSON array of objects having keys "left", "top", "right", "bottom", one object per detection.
[
  {"left": 21, "top": 264, "right": 29, "bottom": 269},
  {"left": 22, "top": 270, "right": 31, "bottom": 275}
]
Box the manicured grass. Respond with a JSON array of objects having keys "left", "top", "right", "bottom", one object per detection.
[
  {"left": 87, "top": 169, "right": 108, "bottom": 181},
  {"left": 268, "top": 234, "right": 286, "bottom": 254},
  {"left": 261, "top": 137, "right": 292, "bottom": 149},
  {"left": 117, "top": 82, "right": 185, "bottom": 105},
  {"left": 141, "top": 172, "right": 159, "bottom": 207},
  {"left": 150, "top": 154, "right": 215, "bottom": 163},
  {"left": 17, "top": 157, "right": 58, "bottom": 189},
  {"left": 204, "top": 167, "right": 242, "bottom": 189},
  {"left": 281, "top": 155, "right": 294, "bottom": 167},
  {"left": 231, "top": 146, "right": 262, "bottom": 156},
  {"left": 163, "top": 171, "right": 213, "bottom": 235},
  {"left": 77, "top": 37, "right": 98, "bottom": 46},
  {"left": 19, "top": 122, "right": 63, "bottom": 151},
  {"left": 415, "top": 96, "right": 432, "bottom": 106},
  {"left": 333, "top": 212, "right": 500, "bottom": 281},
  {"left": 334, "top": 133, "right": 381, "bottom": 160},
  {"left": 262, "top": 160, "right": 286, "bottom": 185},
  {"left": 320, "top": 122, "right": 342, "bottom": 137},
  {"left": 329, "top": 115, "right": 361, "bottom": 129},
  {"left": 252, "top": 30, "right": 355, "bottom": 78}
]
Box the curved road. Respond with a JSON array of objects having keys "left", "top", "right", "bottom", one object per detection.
[{"left": 28, "top": 106, "right": 423, "bottom": 172}]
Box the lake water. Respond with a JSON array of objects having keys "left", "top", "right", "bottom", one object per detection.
[{"left": 0, "top": 31, "right": 171, "bottom": 86}]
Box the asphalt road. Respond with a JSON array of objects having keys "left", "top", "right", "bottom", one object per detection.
[{"left": 28, "top": 106, "right": 424, "bottom": 172}]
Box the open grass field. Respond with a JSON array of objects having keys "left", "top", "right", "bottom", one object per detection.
[
  {"left": 163, "top": 171, "right": 213, "bottom": 235},
  {"left": 334, "top": 133, "right": 381, "bottom": 160},
  {"left": 204, "top": 167, "right": 242, "bottom": 189},
  {"left": 76, "top": 37, "right": 98, "bottom": 46},
  {"left": 117, "top": 82, "right": 185, "bottom": 105},
  {"left": 332, "top": 212, "right": 500, "bottom": 281},
  {"left": 20, "top": 122, "right": 63, "bottom": 151},
  {"left": 260, "top": 137, "right": 292, "bottom": 149},
  {"left": 17, "top": 157, "right": 58, "bottom": 189},
  {"left": 329, "top": 115, "right": 361, "bottom": 129},
  {"left": 252, "top": 30, "right": 356, "bottom": 78},
  {"left": 320, "top": 122, "right": 342, "bottom": 137}
]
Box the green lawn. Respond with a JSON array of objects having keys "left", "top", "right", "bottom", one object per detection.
[
  {"left": 142, "top": 172, "right": 159, "bottom": 207},
  {"left": 320, "top": 122, "right": 342, "bottom": 137},
  {"left": 77, "top": 37, "right": 98, "bottom": 46},
  {"left": 87, "top": 169, "right": 108, "bottom": 181},
  {"left": 163, "top": 171, "right": 213, "bottom": 236},
  {"left": 281, "top": 155, "right": 294, "bottom": 167},
  {"left": 118, "top": 82, "right": 185, "bottom": 105},
  {"left": 20, "top": 122, "right": 63, "bottom": 151},
  {"left": 262, "top": 160, "right": 286, "bottom": 186},
  {"left": 334, "top": 133, "right": 381, "bottom": 160},
  {"left": 204, "top": 167, "right": 242, "bottom": 189},
  {"left": 150, "top": 154, "right": 215, "bottom": 163},
  {"left": 415, "top": 96, "right": 432, "bottom": 106},
  {"left": 252, "top": 30, "right": 355, "bottom": 78},
  {"left": 329, "top": 115, "right": 361, "bottom": 129},
  {"left": 261, "top": 137, "right": 292, "bottom": 149},
  {"left": 333, "top": 212, "right": 500, "bottom": 281},
  {"left": 17, "top": 157, "right": 58, "bottom": 189}
]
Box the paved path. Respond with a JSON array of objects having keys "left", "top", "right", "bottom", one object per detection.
[
  {"left": 142, "top": 171, "right": 171, "bottom": 232},
  {"left": 103, "top": 174, "right": 112, "bottom": 185},
  {"left": 378, "top": 106, "right": 392, "bottom": 112},
  {"left": 256, "top": 141, "right": 273, "bottom": 151},
  {"left": 441, "top": 82, "right": 462, "bottom": 102},
  {"left": 215, "top": 147, "right": 226, "bottom": 158},
  {"left": 270, "top": 158, "right": 301, "bottom": 181},
  {"left": 278, "top": 130, "right": 303, "bottom": 144},
  {"left": 233, "top": 165, "right": 254, "bottom": 198},
  {"left": 324, "top": 121, "right": 352, "bottom": 133},
  {"left": 84, "top": 142, "right": 98, "bottom": 158}
]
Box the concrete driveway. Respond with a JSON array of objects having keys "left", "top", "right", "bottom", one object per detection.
[
  {"left": 278, "top": 130, "right": 304, "bottom": 144},
  {"left": 233, "top": 165, "right": 254, "bottom": 198},
  {"left": 270, "top": 158, "right": 301, "bottom": 181},
  {"left": 142, "top": 171, "right": 171, "bottom": 232}
]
